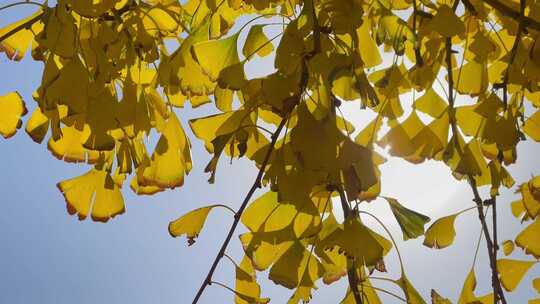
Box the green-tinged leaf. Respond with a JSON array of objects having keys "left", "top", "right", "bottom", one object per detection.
[
  {"left": 384, "top": 196, "right": 431, "bottom": 240},
  {"left": 192, "top": 33, "right": 240, "bottom": 80}
]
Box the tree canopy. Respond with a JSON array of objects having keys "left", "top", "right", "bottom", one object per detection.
[{"left": 1, "top": 0, "right": 540, "bottom": 303}]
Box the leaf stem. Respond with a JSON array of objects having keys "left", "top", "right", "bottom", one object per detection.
[
  {"left": 214, "top": 204, "right": 237, "bottom": 216},
  {"left": 358, "top": 283, "right": 408, "bottom": 303},
  {"left": 191, "top": 118, "right": 288, "bottom": 304},
  {"left": 209, "top": 280, "right": 237, "bottom": 295}
]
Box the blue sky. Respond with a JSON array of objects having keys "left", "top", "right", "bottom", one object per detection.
[{"left": 1, "top": 2, "right": 540, "bottom": 304}]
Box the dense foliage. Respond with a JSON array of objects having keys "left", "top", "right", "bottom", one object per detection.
[{"left": 1, "top": 0, "right": 540, "bottom": 303}]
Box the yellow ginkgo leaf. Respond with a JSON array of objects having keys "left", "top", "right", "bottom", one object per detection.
[
  {"left": 243, "top": 25, "right": 273, "bottom": 59},
  {"left": 424, "top": 5, "right": 465, "bottom": 37},
  {"left": 142, "top": 114, "right": 192, "bottom": 189},
  {"left": 516, "top": 218, "right": 540, "bottom": 259},
  {"left": 396, "top": 275, "right": 426, "bottom": 304},
  {"left": 423, "top": 213, "right": 458, "bottom": 249},
  {"left": 57, "top": 168, "right": 125, "bottom": 222},
  {"left": 36, "top": 5, "right": 77, "bottom": 58},
  {"left": 0, "top": 9, "right": 43, "bottom": 61},
  {"left": 240, "top": 231, "right": 295, "bottom": 271},
  {"left": 47, "top": 126, "right": 100, "bottom": 164},
  {"left": 520, "top": 183, "right": 540, "bottom": 219},
  {"left": 451, "top": 61, "right": 488, "bottom": 96},
  {"left": 331, "top": 69, "right": 361, "bottom": 101},
  {"left": 129, "top": 172, "right": 164, "bottom": 196},
  {"left": 242, "top": 191, "right": 296, "bottom": 233},
  {"left": 218, "top": 62, "right": 247, "bottom": 90},
  {"left": 65, "top": 0, "right": 120, "bottom": 17},
  {"left": 235, "top": 256, "right": 270, "bottom": 304},
  {"left": 497, "top": 259, "right": 537, "bottom": 292},
  {"left": 356, "top": 17, "right": 381, "bottom": 68},
  {"left": 414, "top": 88, "right": 448, "bottom": 118},
  {"left": 321, "top": 217, "right": 384, "bottom": 266},
  {"left": 502, "top": 240, "right": 515, "bottom": 256},
  {"left": 25, "top": 107, "right": 49, "bottom": 143},
  {"left": 168, "top": 205, "right": 221, "bottom": 246},
  {"left": 162, "top": 19, "right": 215, "bottom": 98},
  {"left": 0, "top": 92, "right": 27, "bottom": 139},
  {"left": 533, "top": 277, "right": 540, "bottom": 294},
  {"left": 378, "top": 111, "right": 425, "bottom": 158},
  {"left": 524, "top": 110, "right": 540, "bottom": 142},
  {"left": 192, "top": 33, "right": 240, "bottom": 81},
  {"left": 458, "top": 269, "right": 494, "bottom": 304},
  {"left": 269, "top": 241, "right": 323, "bottom": 289},
  {"left": 431, "top": 289, "right": 452, "bottom": 304},
  {"left": 341, "top": 277, "right": 382, "bottom": 304}
]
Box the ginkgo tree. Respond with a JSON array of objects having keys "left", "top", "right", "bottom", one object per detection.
[{"left": 1, "top": 0, "right": 540, "bottom": 303}]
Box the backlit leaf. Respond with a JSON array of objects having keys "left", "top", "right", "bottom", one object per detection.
[
  {"left": 502, "top": 240, "right": 515, "bottom": 256},
  {"left": 192, "top": 33, "right": 240, "bottom": 81},
  {"left": 516, "top": 218, "right": 540, "bottom": 259},
  {"left": 235, "top": 256, "right": 270, "bottom": 304},
  {"left": 458, "top": 269, "right": 494, "bottom": 304},
  {"left": 384, "top": 197, "right": 431, "bottom": 240},
  {"left": 243, "top": 25, "right": 273, "bottom": 59},
  {"left": 524, "top": 111, "right": 540, "bottom": 142},
  {"left": 497, "top": 259, "right": 537, "bottom": 292},
  {"left": 57, "top": 168, "right": 125, "bottom": 222},
  {"left": 423, "top": 213, "right": 458, "bottom": 249},
  {"left": 168, "top": 205, "right": 220, "bottom": 246},
  {"left": 0, "top": 92, "right": 27, "bottom": 139}
]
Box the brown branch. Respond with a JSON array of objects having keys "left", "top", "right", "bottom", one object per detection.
[
  {"left": 445, "top": 34, "right": 507, "bottom": 304},
  {"left": 191, "top": 118, "right": 287, "bottom": 304},
  {"left": 337, "top": 187, "right": 363, "bottom": 304}
]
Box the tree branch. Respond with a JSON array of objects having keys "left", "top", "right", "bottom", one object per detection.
[
  {"left": 191, "top": 118, "right": 287, "bottom": 304},
  {"left": 445, "top": 34, "right": 507, "bottom": 304}
]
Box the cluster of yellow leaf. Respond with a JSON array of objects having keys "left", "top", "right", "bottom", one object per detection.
[{"left": 3, "top": 0, "right": 540, "bottom": 302}]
